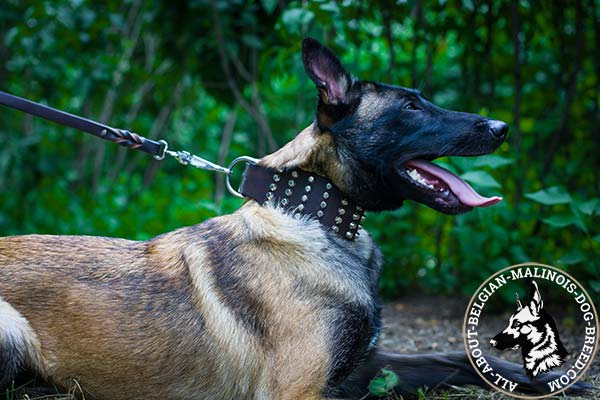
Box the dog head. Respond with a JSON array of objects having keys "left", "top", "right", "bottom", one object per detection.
[
  {"left": 261, "top": 38, "right": 508, "bottom": 213},
  {"left": 489, "top": 281, "right": 545, "bottom": 351}
]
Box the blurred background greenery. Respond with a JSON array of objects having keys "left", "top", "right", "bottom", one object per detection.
[{"left": 0, "top": 0, "right": 598, "bottom": 302}]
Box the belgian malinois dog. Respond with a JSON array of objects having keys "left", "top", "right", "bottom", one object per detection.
[{"left": 0, "top": 38, "right": 586, "bottom": 399}]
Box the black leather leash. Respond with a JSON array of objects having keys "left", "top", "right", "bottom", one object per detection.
[
  {"left": 0, "top": 90, "right": 231, "bottom": 173},
  {"left": 0, "top": 90, "right": 165, "bottom": 157}
]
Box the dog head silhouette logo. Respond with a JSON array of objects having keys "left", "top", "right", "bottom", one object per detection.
[{"left": 490, "top": 280, "right": 568, "bottom": 377}]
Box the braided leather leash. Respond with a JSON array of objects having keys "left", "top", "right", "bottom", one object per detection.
[
  {"left": 0, "top": 90, "right": 230, "bottom": 173},
  {"left": 0, "top": 91, "right": 163, "bottom": 156}
]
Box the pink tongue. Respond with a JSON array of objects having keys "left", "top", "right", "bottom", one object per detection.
[{"left": 406, "top": 160, "right": 502, "bottom": 208}]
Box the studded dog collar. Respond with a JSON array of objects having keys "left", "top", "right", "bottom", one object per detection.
[{"left": 238, "top": 163, "right": 365, "bottom": 241}]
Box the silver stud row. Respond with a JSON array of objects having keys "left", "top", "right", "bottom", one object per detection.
[{"left": 265, "top": 171, "right": 365, "bottom": 241}]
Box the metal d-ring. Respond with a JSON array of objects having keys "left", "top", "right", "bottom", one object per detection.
[
  {"left": 226, "top": 156, "right": 260, "bottom": 198},
  {"left": 153, "top": 139, "right": 169, "bottom": 160}
]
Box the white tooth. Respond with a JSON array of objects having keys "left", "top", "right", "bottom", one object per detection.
[{"left": 408, "top": 169, "right": 420, "bottom": 181}]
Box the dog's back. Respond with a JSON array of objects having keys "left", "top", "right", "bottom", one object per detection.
[
  {"left": 0, "top": 203, "right": 383, "bottom": 399},
  {"left": 0, "top": 233, "right": 212, "bottom": 398}
]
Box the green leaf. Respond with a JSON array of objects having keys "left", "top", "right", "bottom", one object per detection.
[
  {"left": 281, "top": 8, "right": 315, "bottom": 31},
  {"left": 590, "top": 281, "right": 600, "bottom": 293},
  {"left": 558, "top": 250, "right": 586, "bottom": 265},
  {"left": 569, "top": 203, "right": 588, "bottom": 234},
  {"left": 542, "top": 214, "right": 577, "bottom": 228},
  {"left": 525, "top": 186, "right": 572, "bottom": 206},
  {"left": 593, "top": 234, "right": 600, "bottom": 244},
  {"left": 368, "top": 369, "right": 399, "bottom": 397},
  {"left": 261, "top": 0, "right": 278, "bottom": 14},
  {"left": 460, "top": 170, "right": 501, "bottom": 189},
  {"left": 472, "top": 155, "right": 514, "bottom": 169},
  {"left": 382, "top": 368, "right": 399, "bottom": 388},
  {"left": 320, "top": 1, "right": 340, "bottom": 13},
  {"left": 368, "top": 377, "right": 389, "bottom": 397},
  {"left": 577, "top": 198, "right": 599, "bottom": 215},
  {"left": 242, "top": 34, "right": 263, "bottom": 49}
]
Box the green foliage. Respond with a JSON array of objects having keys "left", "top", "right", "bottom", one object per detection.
[
  {"left": 0, "top": 0, "right": 598, "bottom": 301},
  {"left": 368, "top": 368, "right": 400, "bottom": 398}
]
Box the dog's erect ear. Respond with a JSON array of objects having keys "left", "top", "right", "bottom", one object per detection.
[
  {"left": 516, "top": 293, "right": 523, "bottom": 311},
  {"left": 528, "top": 280, "right": 544, "bottom": 316},
  {"left": 302, "top": 37, "right": 350, "bottom": 105}
]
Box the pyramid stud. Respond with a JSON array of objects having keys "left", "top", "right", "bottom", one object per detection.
[
  {"left": 341, "top": 199, "right": 348, "bottom": 206},
  {"left": 317, "top": 210, "right": 324, "bottom": 218},
  {"left": 291, "top": 171, "right": 299, "bottom": 178},
  {"left": 332, "top": 226, "right": 339, "bottom": 232},
  {"left": 352, "top": 213, "right": 360, "bottom": 220},
  {"left": 288, "top": 180, "right": 296, "bottom": 187},
  {"left": 301, "top": 195, "right": 308, "bottom": 202},
  {"left": 266, "top": 192, "right": 274, "bottom": 200},
  {"left": 269, "top": 183, "right": 277, "bottom": 191},
  {"left": 356, "top": 206, "right": 363, "bottom": 212},
  {"left": 346, "top": 231, "right": 354, "bottom": 239},
  {"left": 349, "top": 222, "right": 357, "bottom": 229},
  {"left": 335, "top": 216, "right": 343, "bottom": 224},
  {"left": 323, "top": 192, "right": 330, "bottom": 199},
  {"left": 308, "top": 176, "right": 315, "bottom": 183},
  {"left": 285, "top": 188, "right": 293, "bottom": 196},
  {"left": 297, "top": 204, "right": 304, "bottom": 211},
  {"left": 305, "top": 185, "right": 311, "bottom": 192},
  {"left": 326, "top": 183, "right": 332, "bottom": 190},
  {"left": 320, "top": 201, "right": 327, "bottom": 209},
  {"left": 273, "top": 174, "right": 280, "bottom": 182},
  {"left": 338, "top": 208, "right": 346, "bottom": 215},
  {"left": 281, "top": 198, "right": 289, "bottom": 206}
]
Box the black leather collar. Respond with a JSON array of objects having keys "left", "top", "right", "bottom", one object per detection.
[{"left": 238, "top": 164, "right": 365, "bottom": 241}]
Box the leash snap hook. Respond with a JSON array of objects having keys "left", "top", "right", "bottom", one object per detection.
[
  {"left": 226, "top": 156, "right": 259, "bottom": 198},
  {"left": 173, "top": 150, "right": 193, "bottom": 166}
]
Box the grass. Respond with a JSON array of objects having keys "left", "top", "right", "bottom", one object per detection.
[
  {"left": 3, "top": 377, "right": 86, "bottom": 400},
  {"left": 5, "top": 375, "right": 598, "bottom": 400}
]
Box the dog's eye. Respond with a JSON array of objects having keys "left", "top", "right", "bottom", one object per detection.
[{"left": 403, "top": 102, "right": 420, "bottom": 111}]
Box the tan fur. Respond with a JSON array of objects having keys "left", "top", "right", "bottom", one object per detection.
[
  {"left": 0, "top": 124, "right": 378, "bottom": 399},
  {"left": 260, "top": 123, "right": 355, "bottom": 196}
]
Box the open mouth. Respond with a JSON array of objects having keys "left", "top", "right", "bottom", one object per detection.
[{"left": 397, "top": 159, "right": 502, "bottom": 214}]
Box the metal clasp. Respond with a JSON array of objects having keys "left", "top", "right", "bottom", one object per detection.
[
  {"left": 163, "top": 148, "right": 231, "bottom": 175},
  {"left": 153, "top": 138, "right": 258, "bottom": 198}
]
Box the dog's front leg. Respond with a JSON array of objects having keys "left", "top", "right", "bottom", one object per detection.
[{"left": 261, "top": 330, "right": 352, "bottom": 400}]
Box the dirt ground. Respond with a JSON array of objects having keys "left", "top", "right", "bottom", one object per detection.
[{"left": 378, "top": 295, "right": 599, "bottom": 399}]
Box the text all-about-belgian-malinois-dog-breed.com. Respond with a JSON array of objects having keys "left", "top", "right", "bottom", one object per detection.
[{"left": 0, "top": 38, "right": 588, "bottom": 399}]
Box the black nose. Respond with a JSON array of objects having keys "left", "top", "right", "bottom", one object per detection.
[{"left": 489, "top": 120, "right": 509, "bottom": 140}]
